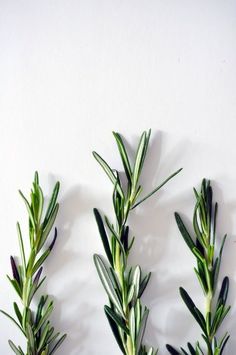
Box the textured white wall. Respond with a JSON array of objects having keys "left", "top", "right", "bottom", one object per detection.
[{"left": 0, "top": 1, "right": 236, "bottom": 354}]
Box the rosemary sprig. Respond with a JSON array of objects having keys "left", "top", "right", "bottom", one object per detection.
[
  {"left": 93, "top": 129, "right": 182, "bottom": 355},
  {"left": 166, "top": 179, "right": 230, "bottom": 355},
  {"left": 1, "top": 172, "right": 66, "bottom": 355}
]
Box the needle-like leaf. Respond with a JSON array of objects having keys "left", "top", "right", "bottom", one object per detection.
[
  {"left": 94, "top": 208, "right": 113, "bottom": 266},
  {"left": 132, "top": 168, "right": 183, "bottom": 209},
  {"left": 93, "top": 151, "right": 124, "bottom": 199},
  {"left": 94, "top": 254, "right": 125, "bottom": 318}
]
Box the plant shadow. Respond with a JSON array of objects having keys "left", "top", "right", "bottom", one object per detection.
[{"left": 38, "top": 183, "right": 98, "bottom": 354}]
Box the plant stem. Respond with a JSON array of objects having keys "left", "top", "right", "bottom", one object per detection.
[
  {"left": 94, "top": 130, "right": 181, "bottom": 355},
  {"left": 127, "top": 337, "right": 134, "bottom": 355},
  {"left": 115, "top": 220, "right": 134, "bottom": 355},
  {"left": 206, "top": 291, "right": 212, "bottom": 315},
  {"left": 206, "top": 290, "right": 213, "bottom": 355},
  {"left": 1, "top": 172, "right": 66, "bottom": 354},
  {"left": 166, "top": 179, "right": 230, "bottom": 355}
]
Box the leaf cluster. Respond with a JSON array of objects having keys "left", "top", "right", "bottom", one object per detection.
[
  {"left": 1, "top": 172, "right": 66, "bottom": 355},
  {"left": 166, "top": 179, "right": 230, "bottom": 355},
  {"left": 93, "top": 130, "right": 181, "bottom": 355}
]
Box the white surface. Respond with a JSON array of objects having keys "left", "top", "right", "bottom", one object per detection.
[{"left": 0, "top": 1, "right": 236, "bottom": 354}]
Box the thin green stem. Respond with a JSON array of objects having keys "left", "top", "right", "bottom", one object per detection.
[{"left": 115, "top": 209, "right": 135, "bottom": 355}]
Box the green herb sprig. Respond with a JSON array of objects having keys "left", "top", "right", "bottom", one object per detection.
[
  {"left": 166, "top": 179, "right": 230, "bottom": 355},
  {"left": 93, "top": 129, "right": 182, "bottom": 355},
  {"left": 1, "top": 172, "right": 66, "bottom": 355}
]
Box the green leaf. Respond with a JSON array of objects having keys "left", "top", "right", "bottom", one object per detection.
[
  {"left": 213, "top": 235, "right": 227, "bottom": 292},
  {"left": 0, "top": 310, "right": 25, "bottom": 336},
  {"left": 192, "top": 247, "right": 205, "bottom": 263},
  {"left": 129, "top": 306, "right": 136, "bottom": 346},
  {"left": 104, "top": 217, "right": 126, "bottom": 265},
  {"left": 132, "top": 132, "right": 147, "bottom": 191},
  {"left": 26, "top": 322, "right": 35, "bottom": 351},
  {"left": 43, "top": 181, "right": 60, "bottom": 228},
  {"left": 113, "top": 131, "right": 132, "bottom": 181},
  {"left": 212, "top": 305, "right": 230, "bottom": 335},
  {"left": 26, "top": 249, "right": 36, "bottom": 276},
  {"left": 217, "top": 277, "right": 229, "bottom": 308},
  {"left": 93, "top": 208, "right": 113, "bottom": 266},
  {"left": 35, "top": 295, "right": 48, "bottom": 325},
  {"left": 140, "top": 129, "right": 151, "bottom": 170},
  {"left": 179, "top": 287, "right": 206, "bottom": 334},
  {"left": 136, "top": 308, "right": 149, "bottom": 353},
  {"left": 45, "top": 328, "right": 58, "bottom": 345},
  {"left": 104, "top": 305, "right": 129, "bottom": 334},
  {"left": 135, "top": 299, "right": 141, "bottom": 335},
  {"left": 22, "top": 306, "right": 31, "bottom": 331},
  {"left": 175, "top": 213, "right": 196, "bottom": 252},
  {"left": 19, "top": 190, "right": 35, "bottom": 230},
  {"left": 108, "top": 268, "right": 122, "bottom": 301},
  {"left": 127, "top": 284, "right": 135, "bottom": 304},
  {"left": 32, "top": 249, "right": 50, "bottom": 275},
  {"left": 132, "top": 265, "right": 141, "bottom": 300},
  {"left": 13, "top": 302, "right": 22, "bottom": 325},
  {"left": 39, "top": 203, "right": 59, "bottom": 251},
  {"left": 16, "top": 222, "right": 26, "bottom": 274},
  {"left": 211, "top": 305, "right": 224, "bottom": 334},
  {"left": 147, "top": 347, "right": 158, "bottom": 355},
  {"left": 31, "top": 276, "right": 46, "bottom": 301},
  {"left": 34, "top": 171, "right": 39, "bottom": 184},
  {"left": 7, "top": 276, "right": 22, "bottom": 298},
  {"left": 36, "top": 184, "right": 44, "bottom": 223},
  {"left": 34, "top": 301, "right": 53, "bottom": 334},
  {"left": 194, "top": 267, "right": 207, "bottom": 295},
  {"left": 94, "top": 254, "right": 125, "bottom": 318},
  {"left": 202, "top": 259, "right": 211, "bottom": 292},
  {"left": 38, "top": 321, "right": 50, "bottom": 351},
  {"left": 193, "top": 198, "right": 205, "bottom": 247},
  {"left": 132, "top": 168, "right": 183, "bottom": 209},
  {"left": 138, "top": 272, "right": 151, "bottom": 298},
  {"left": 93, "top": 151, "right": 124, "bottom": 199},
  {"left": 206, "top": 312, "right": 211, "bottom": 336},
  {"left": 105, "top": 307, "right": 126, "bottom": 354}
]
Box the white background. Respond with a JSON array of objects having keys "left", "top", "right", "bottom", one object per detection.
[{"left": 0, "top": 1, "right": 236, "bottom": 354}]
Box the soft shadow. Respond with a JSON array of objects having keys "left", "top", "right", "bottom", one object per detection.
[
  {"left": 124, "top": 131, "right": 190, "bottom": 351},
  {"left": 38, "top": 183, "right": 95, "bottom": 354}
]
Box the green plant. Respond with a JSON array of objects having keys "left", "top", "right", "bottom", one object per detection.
[
  {"left": 1, "top": 172, "right": 66, "bottom": 355},
  {"left": 166, "top": 179, "right": 230, "bottom": 355},
  {"left": 93, "top": 129, "right": 182, "bottom": 355}
]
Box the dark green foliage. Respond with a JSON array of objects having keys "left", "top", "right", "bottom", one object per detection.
[
  {"left": 166, "top": 179, "right": 230, "bottom": 355},
  {"left": 93, "top": 130, "right": 182, "bottom": 355},
  {"left": 1, "top": 172, "right": 66, "bottom": 355}
]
